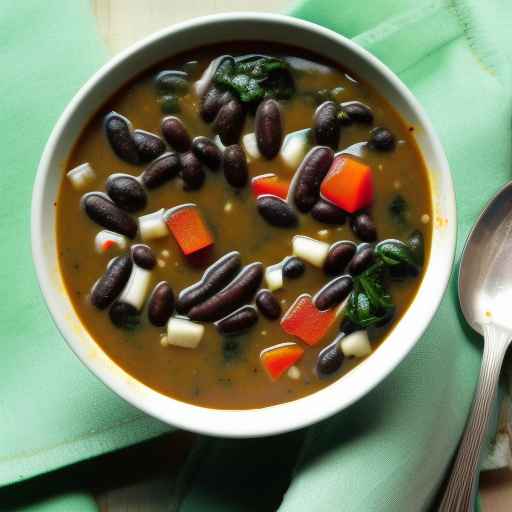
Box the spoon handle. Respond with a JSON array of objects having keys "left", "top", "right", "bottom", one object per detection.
[{"left": 439, "top": 323, "right": 510, "bottom": 511}]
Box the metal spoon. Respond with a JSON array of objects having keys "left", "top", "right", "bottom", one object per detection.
[{"left": 440, "top": 181, "right": 512, "bottom": 511}]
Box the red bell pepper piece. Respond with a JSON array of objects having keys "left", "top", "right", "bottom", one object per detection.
[
  {"left": 102, "top": 240, "right": 114, "bottom": 251},
  {"left": 281, "top": 294, "right": 336, "bottom": 346},
  {"left": 320, "top": 155, "right": 374, "bottom": 213},
  {"left": 260, "top": 343, "right": 304, "bottom": 380},
  {"left": 251, "top": 174, "right": 289, "bottom": 200},
  {"left": 166, "top": 205, "right": 214, "bottom": 256}
]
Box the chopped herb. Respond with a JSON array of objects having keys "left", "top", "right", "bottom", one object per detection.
[
  {"left": 388, "top": 194, "right": 408, "bottom": 225},
  {"left": 222, "top": 337, "right": 242, "bottom": 362},
  {"left": 213, "top": 54, "right": 295, "bottom": 103}
]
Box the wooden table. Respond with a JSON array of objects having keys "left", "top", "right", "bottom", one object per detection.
[{"left": 90, "top": 1, "right": 512, "bottom": 510}]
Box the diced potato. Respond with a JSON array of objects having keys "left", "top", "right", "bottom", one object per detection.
[
  {"left": 167, "top": 317, "right": 204, "bottom": 348},
  {"left": 292, "top": 236, "right": 330, "bottom": 267},
  {"left": 119, "top": 266, "right": 152, "bottom": 310},
  {"left": 339, "top": 330, "right": 372, "bottom": 357},
  {"left": 265, "top": 263, "right": 283, "bottom": 291},
  {"left": 138, "top": 209, "right": 168, "bottom": 241},
  {"left": 67, "top": 163, "right": 96, "bottom": 190}
]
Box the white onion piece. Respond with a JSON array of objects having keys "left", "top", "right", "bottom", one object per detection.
[
  {"left": 119, "top": 265, "right": 151, "bottom": 310},
  {"left": 167, "top": 317, "right": 204, "bottom": 349},
  {"left": 138, "top": 208, "right": 168, "bottom": 241},
  {"left": 193, "top": 55, "right": 224, "bottom": 97},
  {"left": 340, "top": 330, "right": 372, "bottom": 358},
  {"left": 242, "top": 133, "right": 261, "bottom": 160},
  {"left": 292, "top": 236, "right": 330, "bottom": 267},
  {"left": 214, "top": 134, "right": 226, "bottom": 152},
  {"left": 265, "top": 263, "right": 283, "bottom": 292},
  {"left": 281, "top": 130, "right": 309, "bottom": 169},
  {"left": 94, "top": 230, "right": 127, "bottom": 253},
  {"left": 333, "top": 142, "right": 366, "bottom": 159},
  {"left": 67, "top": 163, "right": 96, "bottom": 190}
]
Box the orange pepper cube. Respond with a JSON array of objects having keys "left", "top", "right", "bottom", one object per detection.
[
  {"left": 260, "top": 343, "right": 304, "bottom": 380},
  {"left": 280, "top": 294, "right": 336, "bottom": 346},
  {"left": 320, "top": 155, "right": 374, "bottom": 213},
  {"left": 166, "top": 205, "right": 214, "bottom": 256}
]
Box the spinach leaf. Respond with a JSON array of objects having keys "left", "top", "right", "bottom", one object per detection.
[
  {"left": 358, "top": 264, "right": 393, "bottom": 310},
  {"left": 388, "top": 194, "right": 408, "bottom": 225},
  {"left": 375, "top": 239, "right": 419, "bottom": 270},
  {"left": 213, "top": 54, "right": 295, "bottom": 103},
  {"left": 222, "top": 337, "right": 244, "bottom": 362},
  {"left": 345, "top": 264, "right": 395, "bottom": 328}
]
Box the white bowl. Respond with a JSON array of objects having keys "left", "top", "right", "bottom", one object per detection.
[{"left": 31, "top": 13, "right": 455, "bottom": 438}]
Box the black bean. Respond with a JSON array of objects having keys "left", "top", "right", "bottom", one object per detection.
[
  {"left": 109, "top": 301, "right": 140, "bottom": 329},
  {"left": 316, "top": 338, "right": 344, "bottom": 377},
  {"left": 132, "top": 130, "right": 166, "bottom": 163},
  {"left": 104, "top": 112, "right": 139, "bottom": 165},
  {"left": 255, "top": 290, "right": 281, "bottom": 320},
  {"left": 340, "top": 101, "right": 373, "bottom": 124},
  {"left": 311, "top": 199, "right": 346, "bottom": 224},
  {"left": 141, "top": 152, "right": 181, "bottom": 189},
  {"left": 340, "top": 317, "right": 360, "bottom": 335},
  {"left": 348, "top": 244, "right": 375, "bottom": 275},
  {"left": 200, "top": 86, "right": 233, "bottom": 123},
  {"left": 191, "top": 136, "right": 222, "bottom": 171},
  {"left": 188, "top": 262, "right": 263, "bottom": 322},
  {"left": 293, "top": 146, "right": 334, "bottom": 213},
  {"left": 257, "top": 196, "right": 298, "bottom": 228},
  {"left": 155, "top": 70, "right": 189, "bottom": 95},
  {"left": 351, "top": 211, "right": 377, "bottom": 242},
  {"left": 177, "top": 251, "right": 241, "bottom": 314},
  {"left": 183, "top": 60, "right": 198, "bottom": 75},
  {"left": 180, "top": 152, "right": 205, "bottom": 190},
  {"left": 324, "top": 241, "right": 357, "bottom": 276},
  {"left": 83, "top": 193, "right": 137, "bottom": 238},
  {"left": 131, "top": 244, "right": 156, "bottom": 270},
  {"left": 148, "top": 282, "right": 175, "bottom": 327},
  {"left": 369, "top": 127, "right": 395, "bottom": 151},
  {"left": 161, "top": 116, "right": 191, "bottom": 152},
  {"left": 407, "top": 229, "right": 425, "bottom": 266},
  {"left": 216, "top": 306, "right": 258, "bottom": 335},
  {"left": 159, "top": 95, "right": 180, "bottom": 115},
  {"left": 213, "top": 99, "right": 245, "bottom": 145},
  {"left": 314, "top": 101, "right": 340, "bottom": 149},
  {"left": 255, "top": 98, "right": 283, "bottom": 159},
  {"left": 283, "top": 257, "right": 305, "bottom": 279},
  {"left": 223, "top": 144, "right": 248, "bottom": 188},
  {"left": 106, "top": 175, "right": 147, "bottom": 213},
  {"left": 314, "top": 275, "right": 353, "bottom": 310},
  {"left": 91, "top": 255, "right": 132, "bottom": 310}
]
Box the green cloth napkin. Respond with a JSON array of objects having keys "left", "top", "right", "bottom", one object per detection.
[
  {"left": 0, "top": 0, "right": 170, "bottom": 488},
  {"left": 2, "top": 0, "right": 512, "bottom": 510},
  {"left": 173, "top": 1, "right": 512, "bottom": 511}
]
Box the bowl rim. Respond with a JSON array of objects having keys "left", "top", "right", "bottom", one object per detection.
[{"left": 31, "top": 12, "right": 456, "bottom": 438}]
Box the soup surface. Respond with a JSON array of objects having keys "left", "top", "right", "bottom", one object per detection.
[{"left": 57, "top": 43, "right": 432, "bottom": 409}]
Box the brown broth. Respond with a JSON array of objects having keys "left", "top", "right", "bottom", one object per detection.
[{"left": 56, "top": 43, "right": 432, "bottom": 409}]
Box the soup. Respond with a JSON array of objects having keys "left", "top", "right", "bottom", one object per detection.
[{"left": 56, "top": 43, "right": 431, "bottom": 410}]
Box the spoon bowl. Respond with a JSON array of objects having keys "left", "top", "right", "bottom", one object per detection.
[
  {"left": 441, "top": 180, "right": 512, "bottom": 511},
  {"left": 459, "top": 180, "right": 512, "bottom": 334}
]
